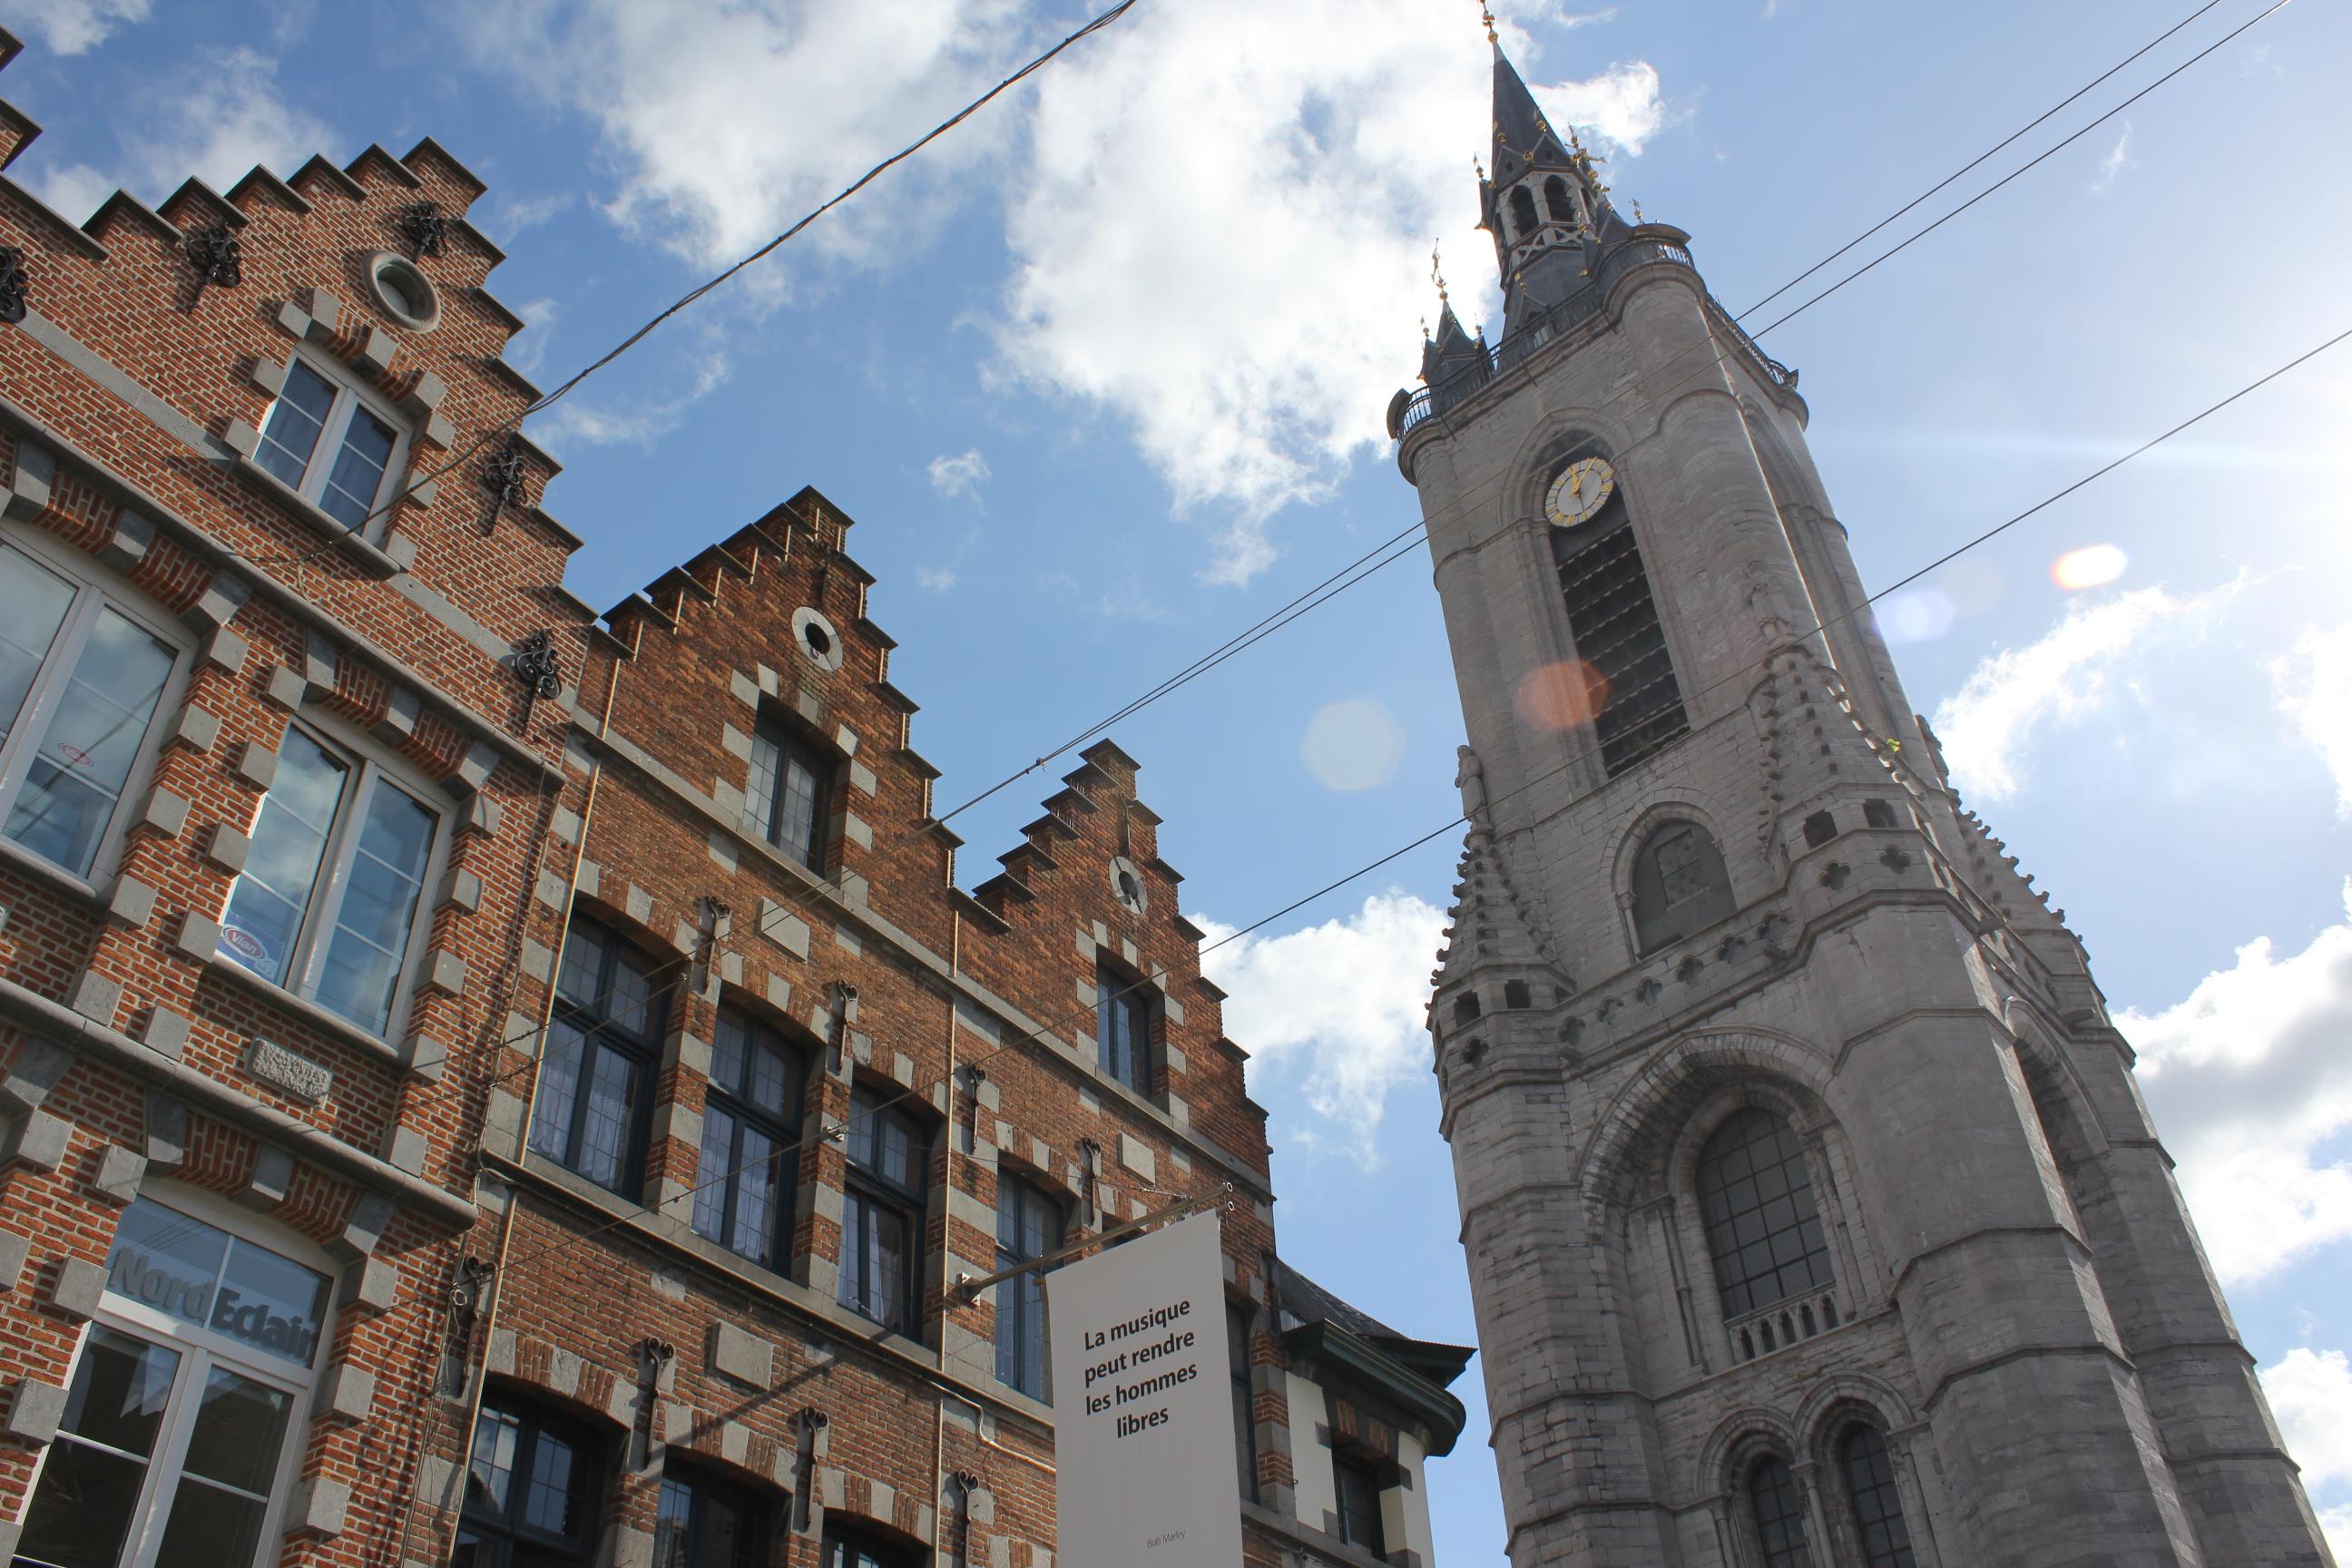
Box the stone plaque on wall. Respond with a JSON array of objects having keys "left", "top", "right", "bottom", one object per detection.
[{"left": 243, "top": 1037, "right": 332, "bottom": 1103}]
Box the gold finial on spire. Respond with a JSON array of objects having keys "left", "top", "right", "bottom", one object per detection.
[
  {"left": 1478, "top": 0, "right": 1499, "bottom": 44},
  {"left": 1473, "top": 155, "right": 1487, "bottom": 184},
  {"left": 1632, "top": 198, "right": 1646, "bottom": 223},
  {"left": 1431, "top": 240, "right": 1451, "bottom": 305},
  {"left": 1422, "top": 314, "right": 1432, "bottom": 341}
]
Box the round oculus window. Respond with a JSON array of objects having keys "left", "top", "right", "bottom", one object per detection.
[
  {"left": 791, "top": 606, "right": 845, "bottom": 673},
  {"left": 1108, "top": 855, "right": 1147, "bottom": 914},
  {"left": 364, "top": 250, "right": 441, "bottom": 330}
]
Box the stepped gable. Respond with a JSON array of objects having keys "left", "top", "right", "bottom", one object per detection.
[{"left": 0, "top": 39, "right": 597, "bottom": 732}]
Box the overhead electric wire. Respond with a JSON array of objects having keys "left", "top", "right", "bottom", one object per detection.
[
  {"left": 473, "top": 320, "right": 2352, "bottom": 1289},
  {"left": 244, "top": 0, "right": 1142, "bottom": 579},
  {"left": 1738, "top": 0, "right": 2234, "bottom": 318}
]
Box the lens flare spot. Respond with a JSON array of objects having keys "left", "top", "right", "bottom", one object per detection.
[
  {"left": 1874, "top": 587, "right": 1958, "bottom": 645},
  {"left": 2052, "top": 544, "right": 2127, "bottom": 591},
  {"left": 1299, "top": 697, "right": 1406, "bottom": 792},
  {"left": 1516, "top": 661, "right": 1608, "bottom": 730}
]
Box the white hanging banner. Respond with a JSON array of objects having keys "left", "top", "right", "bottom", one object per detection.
[{"left": 1046, "top": 1210, "right": 1244, "bottom": 1568}]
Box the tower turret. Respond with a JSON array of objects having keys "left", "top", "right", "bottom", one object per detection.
[{"left": 1482, "top": 43, "right": 1627, "bottom": 333}]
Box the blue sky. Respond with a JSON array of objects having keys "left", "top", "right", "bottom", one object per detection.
[{"left": 9, "top": 0, "right": 2352, "bottom": 1558}]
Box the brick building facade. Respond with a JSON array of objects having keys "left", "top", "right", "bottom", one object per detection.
[{"left": 0, "top": 29, "right": 1465, "bottom": 1568}]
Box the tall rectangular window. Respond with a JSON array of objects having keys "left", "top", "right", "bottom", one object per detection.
[
  {"left": 254, "top": 358, "right": 408, "bottom": 534},
  {"left": 218, "top": 724, "right": 440, "bottom": 1036},
  {"left": 530, "top": 921, "right": 667, "bottom": 1197},
  {"left": 653, "top": 1466, "right": 764, "bottom": 1568},
  {"left": 744, "top": 719, "right": 831, "bottom": 871},
  {"left": 1553, "top": 505, "right": 1689, "bottom": 775},
  {"left": 994, "top": 1176, "right": 1062, "bottom": 1400},
  {"left": 1333, "top": 1452, "right": 1387, "bottom": 1555},
  {"left": 456, "top": 1394, "right": 604, "bottom": 1566},
  {"left": 1094, "top": 960, "right": 1152, "bottom": 1096},
  {"left": 826, "top": 1527, "right": 915, "bottom": 1568},
  {"left": 838, "top": 1088, "right": 925, "bottom": 1334},
  {"left": 691, "top": 1010, "right": 804, "bottom": 1269},
  {"left": 0, "top": 541, "right": 181, "bottom": 878},
  {"left": 15, "top": 1196, "right": 329, "bottom": 1568}
]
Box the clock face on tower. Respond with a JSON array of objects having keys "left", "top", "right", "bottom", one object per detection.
[{"left": 1544, "top": 456, "right": 1617, "bottom": 528}]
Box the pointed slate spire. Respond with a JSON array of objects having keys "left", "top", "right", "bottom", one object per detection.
[{"left": 1490, "top": 44, "right": 1572, "bottom": 185}]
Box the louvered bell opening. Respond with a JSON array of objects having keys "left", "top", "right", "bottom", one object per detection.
[{"left": 1556, "top": 517, "right": 1690, "bottom": 776}]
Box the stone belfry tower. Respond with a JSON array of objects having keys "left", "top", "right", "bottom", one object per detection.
[{"left": 1389, "top": 38, "right": 2332, "bottom": 1568}]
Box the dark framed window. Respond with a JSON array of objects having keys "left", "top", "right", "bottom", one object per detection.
[
  {"left": 838, "top": 1088, "right": 926, "bottom": 1334},
  {"left": 1630, "top": 819, "right": 1735, "bottom": 952},
  {"left": 1333, "top": 1451, "right": 1387, "bottom": 1555},
  {"left": 654, "top": 1464, "right": 766, "bottom": 1568},
  {"left": 1552, "top": 480, "right": 1689, "bottom": 776},
  {"left": 1230, "top": 1303, "right": 1259, "bottom": 1502},
  {"left": 529, "top": 919, "right": 668, "bottom": 1198},
  {"left": 1695, "top": 1107, "right": 1835, "bottom": 1321},
  {"left": 746, "top": 718, "right": 832, "bottom": 871},
  {"left": 692, "top": 1009, "right": 806, "bottom": 1269},
  {"left": 994, "top": 1175, "right": 1062, "bottom": 1400},
  {"left": 455, "top": 1395, "right": 603, "bottom": 1567},
  {"left": 826, "top": 1523, "right": 916, "bottom": 1568},
  {"left": 1095, "top": 959, "right": 1152, "bottom": 1096},
  {"left": 1841, "top": 1425, "right": 1918, "bottom": 1568},
  {"left": 255, "top": 357, "right": 408, "bottom": 534},
  {"left": 1749, "top": 1455, "right": 1813, "bottom": 1568}
]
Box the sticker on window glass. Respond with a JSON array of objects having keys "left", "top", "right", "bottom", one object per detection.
[
  {"left": 104, "top": 1199, "right": 329, "bottom": 1366},
  {"left": 217, "top": 917, "right": 279, "bottom": 974}
]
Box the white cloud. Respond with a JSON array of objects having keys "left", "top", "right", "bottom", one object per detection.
[
  {"left": 444, "top": 0, "right": 1025, "bottom": 275},
  {"left": 2274, "top": 622, "right": 2352, "bottom": 818},
  {"left": 993, "top": 0, "right": 1666, "bottom": 583},
  {"left": 915, "top": 565, "right": 959, "bottom": 593},
  {"left": 29, "top": 46, "right": 331, "bottom": 215},
  {"left": 927, "top": 447, "right": 991, "bottom": 499},
  {"left": 506, "top": 298, "right": 561, "bottom": 378},
  {"left": 2122, "top": 882, "right": 2352, "bottom": 1284},
  {"left": 2, "top": 0, "right": 151, "bottom": 55},
  {"left": 1193, "top": 891, "right": 1445, "bottom": 1162},
  {"left": 1932, "top": 583, "right": 2234, "bottom": 803},
  {"left": 2264, "top": 1348, "right": 2352, "bottom": 1490},
  {"left": 2092, "top": 120, "right": 2134, "bottom": 195},
  {"left": 529, "top": 350, "right": 733, "bottom": 452}
]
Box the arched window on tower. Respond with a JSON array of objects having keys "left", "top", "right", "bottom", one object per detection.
[
  {"left": 1508, "top": 185, "right": 1538, "bottom": 236},
  {"left": 1696, "top": 1107, "right": 1837, "bottom": 1336},
  {"left": 1748, "top": 1455, "right": 1816, "bottom": 1568},
  {"left": 1628, "top": 820, "right": 1733, "bottom": 951},
  {"left": 1839, "top": 1424, "right": 1919, "bottom": 1568},
  {"left": 1544, "top": 176, "right": 1575, "bottom": 222}
]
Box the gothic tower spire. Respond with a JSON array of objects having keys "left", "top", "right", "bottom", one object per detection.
[{"left": 1389, "top": 35, "right": 2331, "bottom": 1568}]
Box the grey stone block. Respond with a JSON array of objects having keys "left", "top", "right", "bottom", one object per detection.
[
  {"left": 5, "top": 1377, "right": 67, "bottom": 1445},
  {"left": 335, "top": 1193, "right": 394, "bottom": 1261},
  {"left": 100, "top": 510, "right": 155, "bottom": 573},
  {"left": 90, "top": 1145, "right": 145, "bottom": 1205},
  {"left": 0, "top": 1231, "right": 26, "bottom": 1292},
  {"left": 202, "top": 824, "right": 250, "bottom": 874},
  {"left": 374, "top": 686, "right": 420, "bottom": 747},
  {"left": 313, "top": 1363, "right": 377, "bottom": 1424},
  {"left": 172, "top": 912, "right": 220, "bottom": 963},
  {"left": 144, "top": 1093, "right": 189, "bottom": 1166},
  {"left": 138, "top": 1007, "right": 191, "bottom": 1063},
  {"left": 189, "top": 571, "right": 250, "bottom": 630},
  {"left": 138, "top": 787, "right": 189, "bottom": 838},
  {"left": 221, "top": 418, "right": 261, "bottom": 458},
  {"left": 438, "top": 867, "right": 482, "bottom": 912},
  {"left": 423, "top": 948, "right": 466, "bottom": 996},
  {"left": 454, "top": 741, "right": 499, "bottom": 794},
  {"left": 354, "top": 326, "right": 396, "bottom": 378},
  {"left": 401, "top": 1031, "right": 447, "bottom": 1081},
  {"left": 202, "top": 626, "right": 250, "bottom": 674},
  {"left": 290, "top": 1476, "right": 351, "bottom": 1536},
  {"left": 262, "top": 664, "right": 306, "bottom": 710},
  {"left": 248, "top": 356, "right": 288, "bottom": 397},
  {"left": 1, "top": 441, "right": 53, "bottom": 519},
  {"left": 2, "top": 1041, "right": 72, "bottom": 1115},
  {"left": 67, "top": 970, "right": 122, "bottom": 1027},
  {"left": 168, "top": 703, "right": 220, "bottom": 753},
  {"left": 344, "top": 1256, "right": 398, "bottom": 1313},
  {"left": 47, "top": 1257, "right": 107, "bottom": 1318},
  {"left": 301, "top": 289, "right": 342, "bottom": 338},
  {"left": 383, "top": 1125, "right": 428, "bottom": 1175},
  {"left": 382, "top": 530, "right": 418, "bottom": 573},
  {"left": 299, "top": 630, "right": 337, "bottom": 688},
  {"left": 459, "top": 795, "right": 501, "bottom": 837},
  {"left": 240, "top": 1144, "right": 295, "bottom": 1209},
  {"left": 707, "top": 1321, "right": 775, "bottom": 1387}
]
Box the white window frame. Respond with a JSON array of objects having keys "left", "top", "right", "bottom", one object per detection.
[
  {"left": 0, "top": 523, "right": 192, "bottom": 886},
  {"left": 219, "top": 712, "right": 452, "bottom": 1041},
  {"left": 253, "top": 349, "right": 413, "bottom": 543},
  {"left": 15, "top": 1181, "right": 334, "bottom": 1568}
]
